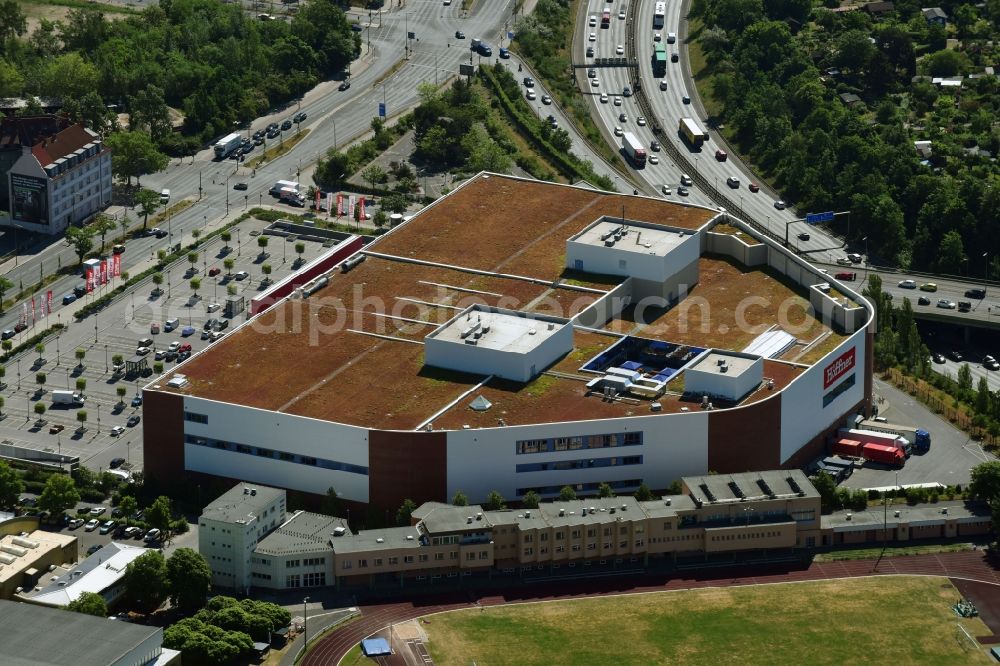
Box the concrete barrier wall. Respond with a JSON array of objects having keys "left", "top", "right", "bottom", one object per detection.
[
  {"left": 705, "top": 231, "right": 766, "bottom": 267},
  {"left": 249, "top": 236, "right": 365, "bottom": 316},
  {"left": 572, "top": 278, "right": 633, "bottom": 329}
]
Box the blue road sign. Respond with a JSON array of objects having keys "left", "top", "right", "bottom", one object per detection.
[
  {"left": 508, "top": 31, "right": 514, "bottom": 39},
  {"left": 378, "top": 102, "right": 386, "bottom": 118},
  {"left": 806, "top": 211, "right": 834, "bottom": 224}
]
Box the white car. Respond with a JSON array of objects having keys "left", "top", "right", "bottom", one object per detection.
[
  {"left": 654, "top": 32, "right": 661, "bottom": 42},
  {"left": 168, "top": 341, "right": 181, "bottom": 352},
  {"left": 618, "top": 9, "right": 626, "bottom": 18},
  {"left": 662, "top": 185, "right": 672, "bottom": 195},
  {"left": 111, "top": 426, "right": 125, "bottom": 437},
  {"left": 667, "top": 32, "right": 677, "bottom": 44},
  {"left": 600, "top": 93, "right": 609, "bottom": 103},
  {"left": 637, "top": 116, "right": 647, "bottom": 126},
  {"left": 541, "top": 95, "right": 551, "bottom": 104},
  {"left": 660, "top": 79, "right": 668, "bottom": 91},
  {"left": 680, "top": 174, "right": 693, "bottom": 186},
  {"left": 649, "top": 155, "right": 659, "bottom": 165},
  {"left": 774, "top": 200, "right": 786, "bottom": 210},
  {"left": 526, "top": 89, "right": 536, "bottom": 100},
  {"left": 616, "top": 44, "right": 624, "bottom": 55},
  {"left": 898, "top": 279, "right": 917, "bottom": 289},
  {"left": 136, "top": 346, "right": 151, "bottom": 356},
  {"left": 613, "top": 96, "right": 622, "bottom": 106},
  {"left": 206, "top": 302, "right": 221, "bottom": 313},
  {"left": 84, "top": 519, "right": 100, "bottom": 532},
  {"left": 614, "top": 126, "right": 624, "bottom": 136},
  {"left": 589, "top": 32, "right": 596, "bottom": 42},
  {"left": 590, "top": 78, "right": 600, "bottom": 87}
]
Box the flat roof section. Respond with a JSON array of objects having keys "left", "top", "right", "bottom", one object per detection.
[
  {"left": 569, "top": 218, "right": 692, "bottom": 257},
  {"left": 688, "top": 352, "right": 758, "bottom": 378},
  {"left": 428, "top": 307, "right": 566, "bottom": 352}
]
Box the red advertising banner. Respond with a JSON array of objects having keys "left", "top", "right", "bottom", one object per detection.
[
  {"left": 823, "top": 348, "right": 856, "bottom": 389},
  {"left": 100, "top": 259, "right": 108, "bottom": 285},
  {"left": 359, "top": 196, "right": 366, "bottom": 221},
  {"left": 46, "top": 290, "right": 52, "bottom": 317},
  {"left": 315, "top": 189, "right": 321, "bottom": 210},
  {"left": 336, "top": 193, "right": 345, "bottom": 216},
  {"left": 112, "top": 253, "right": 121, "bottom": 277},
  {"left": 86, "top": 268, "right": 94, "bottom": 292},
  {"left": 30, "top": 296, "right": 35, "bottom": 325}
]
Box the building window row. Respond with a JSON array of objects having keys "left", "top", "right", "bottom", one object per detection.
[
  {"left": 516, "top": 431, "right": 643, "bottom": 455},
  {"left": 285, "top": 560, "right": 300, "bottom": 568},
  {"left": 184, "top": 411, "right": 209, "bottom": 424},
  {"left": 251, "top": 572, "right": 272, "bottom": 581},
  {"left": 184, "top": 434, "right": 369, "bottom": 475},
  {"left": 286, "top": 575, "right": 301, "bottom": 588},
  {"left": 303, "top": 572, "right": 326, "bottom": 587},
  {"left": 711, "top": 531, "right": 782, "bottom": 542},
  {"left": 516, "top": 455, "right": 642, "bottom": 473},
  {"left": 303, "top": 557, "right": 325, "bottom": 566},
  {"left": 517, "top": 479, "right": 642, "bottom": 497}
]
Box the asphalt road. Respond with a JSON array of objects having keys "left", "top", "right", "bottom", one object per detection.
[{"left": 0, "top": 218, "right": 333, "bottom": 476}]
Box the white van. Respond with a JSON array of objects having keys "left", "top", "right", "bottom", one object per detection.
[
  {"left": 164, "top": 318, "right": 180, "bottom": 332},
  {"left": 589, "top": 14, "right": 596, "bottom": 26},
  {"left": 667, "top": 32, "right": 677, "bottom": 44},
  {"left": 160, "top": 189, "right": 170, "bottom": 203}
]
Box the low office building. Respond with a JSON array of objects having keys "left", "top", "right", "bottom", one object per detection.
[
  {"left": 16, "top": 541, "right": 149, "bottom": 609},
  {"left": 250, "top": 511, "right": 345, "bottom": 590},
  {"left": 1, "top": 115, "right": 112, "bottom": 235},
  {"left": 199, "top": 482, "right": 287, "bottom": 592},
  {"left": 0, "top": 527, "right": 77, "bottom": 599},
  {"left": 0, "top": 598, "right": 179, "bottom": 665}
]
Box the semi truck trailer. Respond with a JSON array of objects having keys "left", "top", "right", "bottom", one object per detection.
[
  {"left": 861, "top": 442, "right": 904, "bottom": 467},
  {"left": 856, "top": 419, "right": 931, "bottom": 453},
  {"left": 213, "top": 133, "right": 243, "bottom": 160},
  {"left": 839, "top": 428, "right": 911, "bottom": 456},
  {"left": 622, "top": 132, "right": 647, "bottom": 167}
]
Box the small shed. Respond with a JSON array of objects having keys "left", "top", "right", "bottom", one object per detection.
[
  {"left": 921, "top": 7, "right": 947, "bottom": 25},
  {"left": 864, "top": 1, "right": 894, "bottom": 17}
]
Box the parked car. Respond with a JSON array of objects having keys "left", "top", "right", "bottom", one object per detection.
[
  {"left": 209, "top": 267, "right": 222, "bottom": 277},
  {"left": 131, "top": 395, "right": 143, "bottom": 407},
  {"left": 164, "top": 318, "right": 179, "bottom": 332},
  {"left": 937, "top": 299, "right": 956, "bottom": 309},
  {"left": 89, "top": 506, "right": 106, "bottom": 516},
  {"left": 49, "top": 424, "right": 64, "bottom": 434},
  {"left": 127, "top": 415, "right": 141, "bottom": 427},
  {"left": 234, "top": 182, "right": 248, "bottom": 191},
  {"left": 124, "top": 526, "right": 142, "bottom": 538},
  {"left": 62, "top": 293, "right": 76, "bottom": 305},
  {"left": 110, "top": 426, "right": 126, "bottom": 437},
  {"left": 715, "top": 149, "right": 727, "bottom": 161},
  {"left": 144, "top": 528, "right": 162, "bottom": 543},
  {"left": 84, "top": 519, "right": 100, "bottom": 531},
  {"left": 235, "top": 271, "right": 249, "bottom": 281},
  {"left": 110, "top": 457, "right": 126, "bottom": 468},
  {"left": 917, "top": 296, "right": 931, "bottom": 305},
  {"left": 68, "top": 518, "right": 85, "bottom": 530},
  {"left": 919, "top": 282, "right": 938, "bottom": 292},
  {"left": 86, "top": 544, "right": 102, "bottom": 556},
  {"left": 99, "top": 520, "right": 117, "bottom": 534}
]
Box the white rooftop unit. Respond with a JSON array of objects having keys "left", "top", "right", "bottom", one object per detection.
[
  {"left": 565, "top": 216, "right": 699, "bottom": 283},
  {"left": 424, "top": 305, "right": 572, "bottom": 383},
  {"left": 684, "top": 351, "right": 764, "bottom": 402}
]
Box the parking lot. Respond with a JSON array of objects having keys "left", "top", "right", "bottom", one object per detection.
[
  {"left": 0, "top": 217, "right": 333, "bottom": 475},
  {"left": 840, "top": 377, "right": 993, "bottom": 490}
]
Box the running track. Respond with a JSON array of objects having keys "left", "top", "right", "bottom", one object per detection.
[{"left": 303, "top": 550, "right": 1000, "bottom": 665}]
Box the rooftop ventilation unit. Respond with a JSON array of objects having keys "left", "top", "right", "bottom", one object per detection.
[
  {"left": 467, "top": 516, "right": 473, "bottom": 524},
  {"left": 332, "top": 526, "right": 347, "bottom": 537},
  {"left": 376, "top": 537, "right": 384, "bottom": 543},
  {"left": 476, "top": 513, "right": 483, "bottom": 520},
  {"left": 665, "top": 498, "right": 672, "bottom": 506},
  {"left": 524, "top": 511, "right": 531, "bottom": 518},
  {"left": 406, "top": 535, "right": 414, "bottom": 540},
  {"left": 559, "top": 508, "right": 565, "bottom": 516},
  {"left": 894, "top": 510, "right": 901, "bottom": 518},
  {"left": 621, "top": 504, "right": 627, "bottom": 511},
  {"left": 650, "top": 402, "right": 662, "bottom": 412}
]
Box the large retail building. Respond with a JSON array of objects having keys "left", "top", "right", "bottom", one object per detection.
[{"left": 145, "top": 174, "right": 875, "bottom": 511}]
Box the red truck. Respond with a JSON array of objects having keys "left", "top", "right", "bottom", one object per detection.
[
  {"left": 840, "top": 428, "right": 911, "bottom": 456},
  {"left": 831, "top": 438, "right": 862, "bottom": 457},
  {"left": 862, "top": 443, "right": 904, "bottom": 467}
]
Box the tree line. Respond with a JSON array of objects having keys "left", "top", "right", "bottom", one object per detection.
[
  {"left": 0, "top": 0, "right": 360, "bottom": 155},
  {"left": 693, "top": 0, "right": 1000, "bottom": 274}
]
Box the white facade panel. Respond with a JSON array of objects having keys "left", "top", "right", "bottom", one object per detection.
[
  {"left": 182, "top": 397, "right": 370, "bottom": 502},
  {"left": 445, "top": 412, "right": 709, "bottom": 503},
  {"left": 779, "top": 329, "right": 866, "bottom": 462}
]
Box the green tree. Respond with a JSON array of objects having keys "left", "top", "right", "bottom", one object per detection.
[
  {"left": 451, "top": 490, "right": 469, "bottom": 506},
  {"left": 361, "top": 164, "right": 387, "bottom": 194},
  {"left": 223, "top": 258, "right": 235, "bottom": 275},
  {"left": 315, "top": 150, "right": 350, "bottom": 188},
  {"left": 0, "top": 0, "right": 27, "bottom": 43},
  {"left": 597, "top": 482, "right": 615, "bottom": 498},
  {"left": 39, "top": 53, "right": 99, "bottom": 99},
  {"left": 66, "top": 591, "right": 108, "bottom": 617},
  {"left": 76, "top": 410, "right": 87, "bottom": 429},
  {"left": 37, "top": 474, "right": 80, "bottom": 516},
  {"left": 811, "top": 471, "right": 838, "bottom": 512},
  {"left": 522, "top": 490, "right": 541, "bottom": 509},
  {"left": 483, "top": 490, "right": 506, "bottom": 511},
  {"left": 320, "top": 487, "right": 341, "bottom": 516},
  {"left": 373, "top": 209, "right": 388, "bottom": 230},
  {"left": 558, "top": 485, "right": 577, "bottom": 502},
  {"left": 957, "top": 363, "right": 974, "bottom": 394},
  {"left": 977, "top": 377, "right": 991, "bottom": 414},
  {"left": 167, "top": 548, "right": 212, "bottom": 613},
  {"left": 75, "top": 378, "right": 87, "bottom": 392},
  {"left": 923, "top": 49, "right": 968, "bottom": 77},
  {"left": 834, "top": 29, "right": 875, "bottom": 71},
  {"left": 118, "top": 495, "right": 137, "bottom": 524},
  {"left": 261, "top": 264, "right": 272, "bottom": 284},
  {"left": 151, "top": 272, "right": 164, "bottom": 294},
  {"left": 190, "top": 278, "right": 201, "bottom": 297},
  {"left": 135, "top": 189, "right": 161, "bottom": 230},
  {"left": 64, "top": 227, "right": 94, "bottom": 265},
  {"left": 105, "top": 132, "right": 168, "bottom": 186},
  {"left": 0, "top": 460, "right": 24, "bottom": 508},
  {"left": 256, "top": 237, "right": 268, "bottom": 256},
  {"left": 970, "top": 461, "right": 1000, "bottom": 534},
  {"left": 396, "top": 498, "right": 417, "bottom": 526},
  {"left": 125, "top": 549, "right": 167, "bottom": 611},
  {"left": 128, "top": 85, "right": 171, "bottom": 141},
  {"left": 90, "top": 213, "right": 117, "bottom": 254},
  {"left": 75, "top": 348, "right": 86, "bottom": 368},
  {"left": 381, "top": 193, "right": 408, "bottom": 214},
  {"left": 34, "top": 402, "right": 46, "bottom": 419},
  {"left": 147, "top": 495, "right": 172, "bottom": 536},
  {"left": 634, "top": 483, "right": 653, "bottom": 501}
]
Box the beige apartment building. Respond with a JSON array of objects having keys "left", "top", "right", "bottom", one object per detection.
[{"left": 199, "top": 473, "right": 990, "bottom": 592}]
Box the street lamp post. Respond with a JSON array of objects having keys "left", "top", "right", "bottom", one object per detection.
[
  {"left": 104, "top": 344, "right": 108, "bottom": 373},
  {"left": 303, "top": 597, "right": 310, "bottom": 650},
  {"left": 983, "top": 252, "right": 990, "bottom": 294},
  {"left": 862, "top": 236, "right": 869, "bottom": 281}
]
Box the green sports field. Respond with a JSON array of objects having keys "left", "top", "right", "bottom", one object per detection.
[{"left": 422, "top": 577, "right": 992, "bottom": 665}]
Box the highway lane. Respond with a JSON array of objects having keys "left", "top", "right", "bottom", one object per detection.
[
  {"left": 0, "top": 0, "right": 515, "bottom": 333},
  {"left": 625, "top": 0, "right": 846, "bottom": 262}
]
